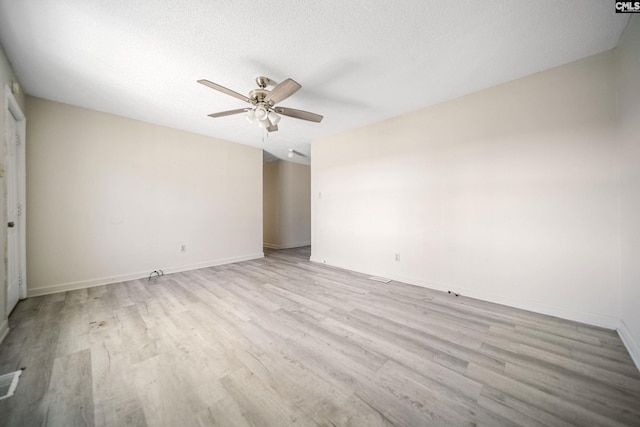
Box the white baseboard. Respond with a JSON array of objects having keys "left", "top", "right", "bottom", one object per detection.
[
  {"left": 27, "top": 252, "right": 265, "bottom": 297},
  {"left": 406, "top": 275, "right": 620, "bottom": 330},
  {"left": 0, "top": 319, "right": 9, "bottom": 345},
  {"left": 618, "top": 320, "right": 640, "bottom": 372},
  {"left": 264, "top": 241, "right": 311, "bottom": 250},
  {"left": 309, "top": 258, "right": 620, "bottom": 330}
]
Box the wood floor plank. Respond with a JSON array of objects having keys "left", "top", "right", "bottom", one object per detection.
[
  {"left": 377, "top": 360, "right": 516, "bottom": 426},
  {"left": 477, "top": 386, "right": 575, "bottom": 427},
  {"left": 480, "top": 341, "right": 640, "bottom": 413},
  {"left": 220, "top": 366, "right": 316, "bottom": 427},
  {"left": 327, "top": 307, "right": 507, "bottom": 374},
  {"left": 518, "top": 343, "right": 640, "bottom": 394},
  {"left": 42, "top": 349, "right": 94, "bottom": 427},
  {"left": 1, "top": 246, "right": 639, "bottom": 426},
  {"left": 504, "top": 361, "right": 640, "bottom": 425},
  {"left": 228, "top": 322, "right": 356, "bottom": 425},
  {"left": 270, "top": 307, "right": 388, "bottom": 372},
  {"left": 465, "top": 362, "right": 629, "bottom": 427},
  {"left": 197, "top": 396, "right": 252, "bottom": 427}
]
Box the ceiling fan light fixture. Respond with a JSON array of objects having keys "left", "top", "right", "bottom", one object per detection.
[
  {"left": 245, "top": 109, "right": 256, "bottom": 123},
  {"left": 287, "top": 148, "right": 295, "bottom": 158},
  {"left": 268, "top": 111, "right": 281, "bottom": 125},
  {"left": 257, "top": 118, "right": 270, "bottom": 128},
  {"left": 254, "top": 105, "right": 268, "bottom": 121}
]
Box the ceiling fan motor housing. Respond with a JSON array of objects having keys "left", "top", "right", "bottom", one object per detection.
[{"left": 249, "top": 88, "right": 272, "bottom": 105}]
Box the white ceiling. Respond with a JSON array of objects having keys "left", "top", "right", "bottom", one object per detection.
[{"left": 0, "top": 1, "right": 630, "bottom": 164}]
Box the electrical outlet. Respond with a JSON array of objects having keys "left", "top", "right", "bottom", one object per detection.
[
  {"left": 395, "top": 253, "right": 400, "bottom": 262},
  {"left": 180, "top": 244, "right": 186, "bottom": 253}
]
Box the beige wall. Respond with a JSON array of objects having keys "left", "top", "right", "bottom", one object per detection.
[
  {"left": 312, "top": 51, "right": 619, "bottom": 328},
  {"left": 263, "top": 160, "right": 311, "bottom": 249},
  {"left": 263, "top": 161, "right": 280, "bottom": 246},
  {"left": 26, "top": 97, "right": 263, "bottom": 295},
  {"left": 617, "top": 16, "right": 640, "bottom": 367},
  {"left": 0, "top": 43, "right": 26, "bottom": 342}
]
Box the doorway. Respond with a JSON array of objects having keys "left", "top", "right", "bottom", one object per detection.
[
  {"left": 262, "top": 159, "right": 311, "bottom": 250},
  {"left": 4, "top": 86, "right": 26, "bottom": 314}
]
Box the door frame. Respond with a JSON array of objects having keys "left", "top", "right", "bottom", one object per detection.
[{"left": 4, "top": 84, "right": 26, "bottom": 306}]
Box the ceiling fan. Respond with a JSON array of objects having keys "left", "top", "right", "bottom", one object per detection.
[{"left": 198, "top": 76, "right": 323, "bottom": 132}]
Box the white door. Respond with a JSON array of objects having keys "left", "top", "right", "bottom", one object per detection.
[
  {"left": 6, "top": 108, "right": 21, "bottom": 313},
  {"left": 4, "top": 87, "right": 26, "bottom": 315}
]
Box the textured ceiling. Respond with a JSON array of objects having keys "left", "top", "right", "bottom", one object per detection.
[{"left": 0, "top": 1, "right": 630, "bottom": 164}]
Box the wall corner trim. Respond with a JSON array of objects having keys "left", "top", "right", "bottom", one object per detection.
[
  {"left": 618, "top": 320, "right": 640, "bottom": 372},
  {"left": 0, "top": 319, "right": 9, "bottom": 345}
]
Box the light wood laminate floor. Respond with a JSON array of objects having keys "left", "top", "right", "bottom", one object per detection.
[{"left": 1, "top": 247, "right": 639, "bottom": 426}]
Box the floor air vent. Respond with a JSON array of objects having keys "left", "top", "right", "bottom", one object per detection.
[{"left": 370, "top": 276, "right": 391, "bottom": 283}]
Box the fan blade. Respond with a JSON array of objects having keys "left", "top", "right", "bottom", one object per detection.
[
  {"left": 207, "top": 108, "right": 248, "bottom": 118},
  {"left": 266, "top": 123, "right": 279, "bottom": 132},
  {"left": 266, "top": 78, "right": 301, "bottom": 105},
  {"left": 198, "top": 79, "right": 250, "bottom": 103},
  {"left": 275, "top": 106, "right": 323, "bottom": 123}
]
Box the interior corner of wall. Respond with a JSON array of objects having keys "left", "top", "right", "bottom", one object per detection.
[
  {"left": 0, "top": 318, "right": 9, "bottom": 345},
  {"left": 618, "top": 319, "right": 640, "bottom": 372}
]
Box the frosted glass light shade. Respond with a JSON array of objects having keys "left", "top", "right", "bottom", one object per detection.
[
  {"left": 268, "top": 111, "right": 281, "bottom": 125},
  {"left": 245, "top": 109, "right": 256, "bottom": 123},
  {"left": 255, "top": 105, "right": 268, "bottom": 121}
]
